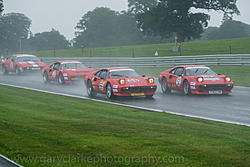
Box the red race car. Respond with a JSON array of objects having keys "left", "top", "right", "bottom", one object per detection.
[
  {"left": 158, "top": 65, "right": 234, "bottom": 95},
  {"left": 1, "top": 54, "right": 46, "bottom": 74},
  {"left": 42, "top": 61, "right": 95, "bottom": 84},
  {"left": 85, "top": 67, "right": 157, "bottom": 99}
]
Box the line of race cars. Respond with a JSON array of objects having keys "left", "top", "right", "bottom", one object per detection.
[{"left": 1, "top": 54, "right": 234, "bottom": 99}]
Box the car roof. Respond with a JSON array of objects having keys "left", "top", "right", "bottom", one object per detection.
[
  {"left": 175, "top": 65, "right": 208, "bottom": 68},
  {"left": 102, "top": 67, "right": 133, "bottom": 71},
  {"left": 58, "top": 61, "right": 81, "bottom": 63},
  {"left": 12, "top": 54, "right": 37, "bottom": 58}
]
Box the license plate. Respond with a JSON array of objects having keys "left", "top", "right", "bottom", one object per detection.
[
  {"left": 71, "top": 78, "right": 79, "bottom": 80},
  {"left": 209, "top": 90, "right": 222, "bottom": 94},
  {"left": 31, "top": 68, "right": 40, "bottom": 70},
  {"left": 131, "top": 93, "right": 145, "bottom": 96}
]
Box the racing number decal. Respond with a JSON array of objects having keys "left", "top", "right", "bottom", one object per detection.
[
  {"left": 176, "top": 77, "right": 182, "bottom": 87},
  {"left": 99, "top": 81, "right": 106, "bottom": 90},
  {"left": 52, "top": 71, "right": 56, "bottom": 78}
]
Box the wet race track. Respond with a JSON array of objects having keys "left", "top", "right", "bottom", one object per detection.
[{"left": 0, "top": 72, "right": 250, "bottom": 126}]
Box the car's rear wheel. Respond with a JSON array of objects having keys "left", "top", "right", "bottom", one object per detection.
[
  {"left": 161, "top": 77, "right": 171, "bottom": 94},
  {"left": 183, "top": 80, "right": 192, "bottom": 95},
  {"left": 58, "top": 73, "right": 64, "bottom": 84},
  {"left": 87, "top": 80, "right": 96, "bottom": 97},
  {"left": 106, "top": 83, "right": 114, "bottom": 100}
]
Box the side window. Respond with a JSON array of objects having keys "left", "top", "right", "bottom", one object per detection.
[
  {"left": 170, "top": 68, "right": 176, "bottom": 74},
  {"left": 95, "top": 71, "right": 102, "bottom": 77},
  {"left": 50, "top": 64, "right": 55, "bottom": 69},
  {"left": 53, "top": 63, "right": 60, "bottom": 71},
  {"left": 99, "top": 70, "right": 108, "bottom": 79},
  {"left": 174, "top": 68, "right": 184, "bottom": 76},
  {"left": 10, "top": 56, "right": 15, "bottom": 62}
]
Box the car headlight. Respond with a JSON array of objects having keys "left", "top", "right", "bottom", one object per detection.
[
  {"left": 225, "top": 76, "right": 231, "bottom": 82},
  {"left": 120, "top": 79, "right": 125, "bottom": 85},
  {"left": 197, "top": 77, "right": 203, "bottom": 82},
  {"left": 63, "top": 73, "right": 68, "bottom": 77},
  {"left": 149, "top": 78, "right": 154, "bottom": 84}
]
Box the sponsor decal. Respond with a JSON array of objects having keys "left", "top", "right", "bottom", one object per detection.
[
  {"left": 113, "top": 85, "right": 118, "bottom": 88},
  {"left": 10, "top": 62, "right": 14, "bottom": 70},
  {"left": 191, "top": 86, "right": 196, "bottom": 90},
  {"left": 113, "top": 89, "right": 118, "bottom": 92},
  {"left": 190, "top": 82, "right": 196, "bottom": 86}
]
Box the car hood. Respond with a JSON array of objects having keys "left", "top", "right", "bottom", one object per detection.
[{"left": 63, "top": 68, "right": 95, "bottom": 74}]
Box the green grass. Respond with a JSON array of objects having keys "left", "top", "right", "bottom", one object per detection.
[
  {"left": 136, "top": 66, "right": 250, "bottom": 87},
  {"left": 0, "top": 85, "right": 250, "bottom": 167},
  {"left": 24, "top": 37, "right": 250, "bottom": 58}
]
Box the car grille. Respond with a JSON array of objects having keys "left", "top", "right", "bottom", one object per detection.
[
  {"left": 199, "top": 84, "right": 233, "bottom": 91},
  {"left": 122, "top": 86, "right": 156, "bottom": 93}
]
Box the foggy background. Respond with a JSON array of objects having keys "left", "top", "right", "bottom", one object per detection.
[{"left": 3, "top": 0, "right": 250, "bottom": 40}]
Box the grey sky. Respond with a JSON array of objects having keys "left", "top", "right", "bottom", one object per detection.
[{"left": 3, "top": 0, "right": 250, "bottom": 40}]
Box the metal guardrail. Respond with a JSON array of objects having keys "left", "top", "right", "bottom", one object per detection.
[{"left": 40, "top": 54, "right": 250, "bottom": 68}]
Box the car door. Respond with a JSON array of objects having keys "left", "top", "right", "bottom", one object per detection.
[
  {"left": 168, "top": 67, "right": 184, "bottom": 90},
  {"left": 98, "top": 70, "right": 108, "bottom": 93},
  {"left": 4, "top": 56, "right": 12, "bottom": 72},
  {"left": 91, "top": 70, "right": 102, "bottom": 91},
  {"left": 51, "top": 63, "right": 61, "bottom": 80}
]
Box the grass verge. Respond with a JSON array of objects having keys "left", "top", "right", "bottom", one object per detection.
[
  {"left": 136, "top": 66, "right": 250, "bottom": 87},
  {"left": 0, "top": 85, "right": 250, "bottom": 167}
]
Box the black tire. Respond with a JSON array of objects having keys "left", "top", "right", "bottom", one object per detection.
[
  {"left": 106, "top": 83, "right": 115, "bottom": 100},
  {"left": 87, "top": 80, "right": 96, "bottom": 97},
  {"left": 161, "top": 77, "right": 171, "bottom": 94},
  {"left": 146, "top": 95, "right": 153, "bottom": 99},
  {"left": 15, "top": 65, "right": 21, "bottom": 75},
  {"left": 183, "top": 80, "right": 192, "bottom": 95},
  {"left": 43, "top": 72, "right": 49, "bottom": 83},
  {"left": 58, "top": 73, "right": 64, "bottom": 84},
  {"left": 2, "top": 65, "right": 8, "bottom": 75}
]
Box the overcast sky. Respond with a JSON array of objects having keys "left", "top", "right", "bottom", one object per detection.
[{"left": 3, "top": 0, "right": 250, "bottom": 40}]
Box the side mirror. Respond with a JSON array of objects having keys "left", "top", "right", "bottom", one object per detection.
[
  {"left": 142, "top": 75, "right": 146, "bottom": 77},
  {"left": 169, "top": 75, "right": 173, "bottom": 79},
  {"left": 94, "top": 77, "right": 97, "bottom": 81}
]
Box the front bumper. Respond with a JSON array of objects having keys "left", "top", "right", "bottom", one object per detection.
[
  {"left": 113, "top": 85, "right": 157, "bottom": 96},
  {"left": 21, "top": 67, "right": 44, "bottom": 72},
  {"left": 63, "top": 76, "right": 84, "bottom": 83},
  {"left": 191, "top": 84, "right": 233, "bottom": 94}
]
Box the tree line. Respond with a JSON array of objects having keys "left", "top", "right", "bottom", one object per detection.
[{"left": 1, "top": 0, "right": 249, "bottom": 54}]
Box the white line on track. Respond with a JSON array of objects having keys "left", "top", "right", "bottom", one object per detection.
[
  {"left": 1, "top": 82, "right": 250, "bottom": 127},
  {"left": 0, "top": 154, "right": 23, "bottom": 167}
]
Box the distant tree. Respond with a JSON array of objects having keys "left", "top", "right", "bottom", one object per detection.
[
  {"left": 0, "top": 13, "right": 31, "bottom": 52},
  {"left": 29, "top": 29, "right": 70, "bottom": 51},
  {"left": 0, "top": 0, "right": 3, "bottom": 14},
  {"left": 74, "top": 7, "right": 150, "bottom": 48},
  {"left": 133, "top": 0, "right": 240, "bottom": 42},
  {"left": 206, "top": 20, "right": 249, "bottom": 40},
  {"left": 128, "top": 0, "right": 157, "bottom": 14}
]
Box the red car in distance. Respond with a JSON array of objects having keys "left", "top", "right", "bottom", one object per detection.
[
  {"left": 85, "top": 67, "right": 157, "bottom": 99},
  {"left": 42, "top": 61, "right": 95, "bottom": 84},
  {"left": 1, "top": 54, "right": 46, "bottom": 74},
  {"left": 158, "top": 65, "right": 234, "bottom": 95}
]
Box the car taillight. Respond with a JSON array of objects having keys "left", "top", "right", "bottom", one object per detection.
[
  {"left": 225, "top": 76, "right": 231, "bottom": 82},
  {"left": 149, "top": 78, "right": 154, "bottom": 84},
  {"left": 120, "top": 79, "right": 125, "bottom": 85},
  {"left": 197, "top": 77, "right": 203, "bottom": 82}
]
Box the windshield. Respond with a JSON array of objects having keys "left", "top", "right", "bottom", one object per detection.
[
  {"left": 109, "top": 70, "right": 141, "bottom": 78},
  {"left": 61, "top": 63, "right": 86, "bottom": 69},
  {"left": 186, "top": 67, "right": 217, "bottom": 76},
  {"left": 16, "top": 56, "right": 40, "bottom": 62}
]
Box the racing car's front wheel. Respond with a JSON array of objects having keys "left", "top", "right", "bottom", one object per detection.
[
  {"left": 87, "top": 80, "right": 96, "bottom": 97},
  {"left": 183, "top": 80, "right": 192, "bottom": 95},
  {"left": 15, "top": 66, "right": 21, "bottom": 75},
  {"left": 161, "top": 78, "right": 171, "bottom": 94},
  {"left": 106, "top": 83, "right": 115, "bottom": 100},
  {"left": 43, "top": 72, "right": 49, "bottom": 83},
  {"left": 58, "top": 73, "right": 64, "bottom": 84}
]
